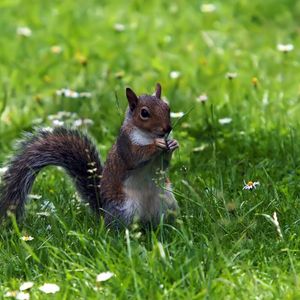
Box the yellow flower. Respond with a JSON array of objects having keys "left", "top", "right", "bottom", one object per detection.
[
  {"left": 252, "top": 77, "right": 258, "bottom": 87},
  {"left": 51, "top": 45, "right": 62, "bottom": 54},
  {"left": 75, "top": 51, "right": 88, "bottom": 66},
  {"left": 5, "top": 291, "right": 30, "bottom": 300},
  {"left": 5, "top": 291, "right": 18, "bottom": 297}
]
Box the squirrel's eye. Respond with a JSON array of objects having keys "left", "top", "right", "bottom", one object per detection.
[{"left": 140, "top": 108, "right": 150, "bottom": 120}]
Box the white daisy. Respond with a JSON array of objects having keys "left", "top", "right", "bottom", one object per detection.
[
  {"left": 16, "top": 292, "right": 30, "bottom": 300},
  {"left": 56, "top": 89, "right": 91, "bottom": 99},
  {"left": 20, "top": 236, "right": 34, "bottom": 241},
  {"left": 19, "top": 282, "right": 34, "bottom": 291},
  {"left": 196, "top": 94, "right": 208, "bottom": 103},
  {"left": 17, "top": 27, "right": 32, "bottom": 37},
  {"left": 73, "top": 118, "right": 94, "bottom": 127},
  {"left": 4, "top": 291, "right": 18, "bottom": 298},
  {"left": 96, "top": 271, "right": 115, "bottom": 282},
  {"left": 170, "top": 112, "right": 184, "bottom": 118},
  {"left": 56, "top": 89, "right": 79, "bottom": 98},
  {"left": 52, "top": 119, "right": 64, "bottom": 127},
  {"left": 218, "top": 117, "right": 232, "bottom": 125},
  {"left": 277, "top": 44, "right": 294, "bottom": 53},
  {"left": 169, "top": 71, "right": 181, "bottom": 79},
  {"left": 226, "top": 72, "right": 237, "bottom": 80},
  {"left": 39, "top": 283, "right": 60, "bottom": 294},
  {"left": 201, "top": 3, "right": 216, "bottom": 13},
  {"left": 114, "top": 23, "right": 125, "bottom": 32},
  {"left": 243, "top": 181, "right": 260, "bottom": 190}
]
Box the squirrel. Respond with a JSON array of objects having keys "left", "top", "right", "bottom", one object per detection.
[{"left": 0, "top": 83, "right": 179, "bottom": 228}]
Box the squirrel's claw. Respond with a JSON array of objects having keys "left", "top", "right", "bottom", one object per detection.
[
  {"left": 167, "top": 139, "right": 179, "bottom": 152},
  {"left": 155, "top": 138, "right": 168, "bottom": 150}
]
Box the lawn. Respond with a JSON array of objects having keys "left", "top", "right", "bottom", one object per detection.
[{"left": 1, "top": 0, "right": 300, "bottom": 299}]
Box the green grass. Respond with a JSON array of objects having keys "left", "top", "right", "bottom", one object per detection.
[{"left": 1, "top": 0, "right": 300, "bottom": 298}]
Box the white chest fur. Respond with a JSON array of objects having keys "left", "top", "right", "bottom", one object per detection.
[
  {"left": 122, "top": 158, "right": 165, "bottom": 224},
  {"left": 129, "top": 127, "right": 153, "bottom": 146}
]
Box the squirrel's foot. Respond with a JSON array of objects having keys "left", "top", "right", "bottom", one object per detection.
[
  {"left": 155, "top": 138, "right": 168, "bottom": 150},
  {"left": 167, "top": 139, "right": 179, "bottom": 152}
]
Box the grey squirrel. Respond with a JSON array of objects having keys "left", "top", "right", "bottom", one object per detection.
[{"left": 0, "top": 83, "right": 179, "bottom": 228}]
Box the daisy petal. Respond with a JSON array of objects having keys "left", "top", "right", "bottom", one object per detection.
[
  {"left": 39, "top": 283, "right": 60, "bottom": 294},
  {"left": 96, "top": 271, "right": 115, "bottom": 282},
  {"left": 20, "top": 282, "right": 34, "bottom": 291}
]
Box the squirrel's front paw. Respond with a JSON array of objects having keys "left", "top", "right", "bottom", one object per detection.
[
  {"left": 155, "top": 138, "right": 168, "bottom": 150},
  {"left": 167, "top": 139, "right": 179, "bottom": 152}
]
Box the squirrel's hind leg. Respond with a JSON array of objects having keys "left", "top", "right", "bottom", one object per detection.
[{"left": 102, "top": 201, "right": 135, "bottom": 229}]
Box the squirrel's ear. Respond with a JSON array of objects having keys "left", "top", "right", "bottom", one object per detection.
[
  {"left": 155, "top": 83, "right": 162, "bottom": 99},
  {"left": 126, "top": 87, "right": 139, "bottom": 111}
]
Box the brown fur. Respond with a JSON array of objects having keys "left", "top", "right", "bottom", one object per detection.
[
  {"left": 130, "top": 96, "right": 171, "bottom": 136},
  {"left": 0, "top": 83, "right": 179, "bottom": 228}
]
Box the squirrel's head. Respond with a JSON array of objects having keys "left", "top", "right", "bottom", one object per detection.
[{"left": 125, "top": 83, "right": 172, "bottom": 138}]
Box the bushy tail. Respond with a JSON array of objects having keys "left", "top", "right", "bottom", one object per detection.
[{"left": 0, "top": 127, "right": 103, "bottom": 219}]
